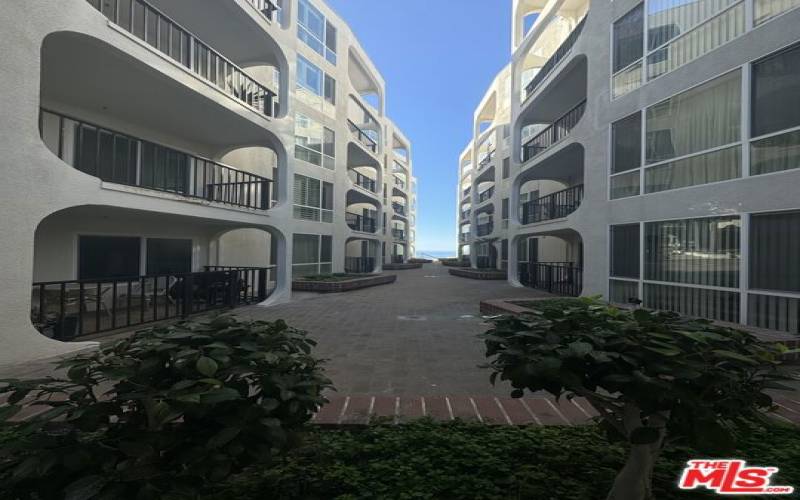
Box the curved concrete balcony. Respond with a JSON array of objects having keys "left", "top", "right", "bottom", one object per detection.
[
  {"left": 521, "top": 99, "right": 586, "bottom": 164},
  {"left": 520, "top": 184, "right": 584, "bottom": 225},
  {"left": 346, "top": 212, "right": 378, "bottom": 234},
  {"left": 85, "top": 0, "right": 277, "bottom": 118},
  {"left": 523, "top": 16, "right": 587, "bottom": 104},
  {"left": 40, "top": 109, "right": 273, "bottom": 211},
  {"left": 347, "top": 119, "right": 380, "bottom": 156},
  {"left": 476, "top": 220, "right": 495, "bottom": 238}
]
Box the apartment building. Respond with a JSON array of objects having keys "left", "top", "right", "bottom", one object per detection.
[
  {"left": 0, "top": 0, "right": 415, "bottom": 364},
  {"left": 459, "top": 0, "right": 800, "bottom": 334}
]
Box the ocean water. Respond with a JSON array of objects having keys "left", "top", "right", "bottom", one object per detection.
[{"left": 416, "top": 250, "right": 457, "bottom": 259}]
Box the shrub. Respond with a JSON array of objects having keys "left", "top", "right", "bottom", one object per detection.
[
  {"left": 0, "top": 315, "right": 332, "bottom": 500},
  {"left": 480, "top": 298, "right": 795, "bottom": 500}
]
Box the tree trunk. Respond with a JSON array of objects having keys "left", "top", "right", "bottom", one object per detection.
[{"left": 605, "top": 443, "right": 660, "bottom": 500}]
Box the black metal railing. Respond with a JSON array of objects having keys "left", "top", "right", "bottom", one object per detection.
[
  {"left": 476, "top": 256, "right": 495, "bottom": 269},
  {"left": 478, "top": 187, "right": 495, "bottom": 203},
  {"left": 352, "top": 171, "right": 377, "bottom": 192},
  {"left": 31, "top": 267, "right": 275, "bottom": 339},
  {"left": 518, "top": 262, "right": 582, "bottom": 297},
  {"left": 346, "top": 212, "right": 377, "bottom": 233},
  {"left": 392, "top": 229, "right": 406, "bottom": 241},
  {"left": 478, "top": 149, "right": 496, "bottom": 169},
  {"left": 393, "top": 203, "right": 407, "bottom": 216},
  {"left": 476, "top": 220, "right": 494, "bottom": 237},
  {"left": 86, "top": 0, "right": 277, "bottom": 117},
  {"left": 244, "top": 0, "right": 278, "bottom": 21},
  {"left": 521, "top": 100, "right": 586, "bottom": 162},
  {"left": 463, "top": 187, "right": 471, "bottom": 199},
  {"left": 525, "top": 16, "right": 587, "bottom": 100},
  {"left": 344, "top": 256, "right": 375, "bottom": 274},
  {"left": 347, "top": 119, "right": 378, "bottom": 153},
  {"left": 521, "top": 184, "right": 584, "bottom": 224},
  {"left": 40, "top": 109, "right": 272, "bottom": 210}
]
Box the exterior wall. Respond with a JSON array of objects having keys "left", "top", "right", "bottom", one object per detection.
[
  {"left": 0, "top": 0, "right": 414, "bottom": 364},
  {"left": 460, "top": 0, "right": 800, "bottom": 333}
]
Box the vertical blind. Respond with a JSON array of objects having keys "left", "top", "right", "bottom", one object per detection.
[
  {"left": 644, "top": 216, "right": 740, "bottom": 288},
  {"left": 750, "top": 211, "right": 800, "bottom": 292}
]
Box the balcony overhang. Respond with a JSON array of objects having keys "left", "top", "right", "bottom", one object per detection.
[
  {"left": 519, "top": 143, "right": 584, "bottom": 186},
  {"left": 520, "top": 56, "right": 587, "bottom": 124}
]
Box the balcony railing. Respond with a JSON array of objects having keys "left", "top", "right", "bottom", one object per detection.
[
  {"left": 478, "top": 149, "right": 496, "bottom": 169},
  {"left": 347, "top": 119, "right": 378, "bottom": 153},
  {"left": 394, "top": 176, "right": 407, "bottom": 190},
  {"left": 521, "top": 100, "right": 586, "bottom": 163},
  {"left": 346, "top": 212, "right": 377, "bottom": 233},
  {"left": 393, "top": 203, "right": 407, "bottom": 216},
  {"left": 32, "top": 267, "right": 275, "bottom": 339},
  {"left": 476, "top": 221, "right": 494, "bottom": 237},
  {"left": 476, "top": 256, "right": 495, "bottom": 269},
  {"left": 392, "top": 229, "right": 406, "bottom": 241},
  {"left": 345, "top": 256, "right": 376, "bottom": 274},
  {"left": 351, "top": 171, "right": 377, "bottom": 192},
  {"left": 461, "top": 209, "right": 471, "bottom": 220},
  {"left": 518, "top": 262, "right": 582, "bottom": 297},
  {"left": 40, "top": 109, "right": 272, "bottom": 210},
  {"left": 521, "top": 184, "right": 584, "bottom": 224},
  {"left": 463, "top": 187, "right": 472, "bottom": 199},
  {"left": 525, "top": 16, "right": 587, "bottom": 100},
  {"left": 391, "top": 255, "right": 405, "bottom": 264},
  {"left": 478, "top": 186, "right": 495, "bottom": 203},
  {"left": 459, "top": 233, "right": 469, "bottom": 243},
  {"left": 86, "top": 0, "right": 277, "bottom": 117},
  {"left": 244, "top": 0, "right": 278, "bottom": 21}
]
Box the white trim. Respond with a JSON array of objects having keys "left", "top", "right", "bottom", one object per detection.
[
  {"left": 739, "top": 213, "right": 750, "bottom": 325},
  {"left": 642, "top": 280, "right": 740, "bottom": 293},
  {"left": 750, "top": 124, "right": 800, "bottom": 143},
  {"left": 749, "top": 289, "right": 800, "bottom": 299}
]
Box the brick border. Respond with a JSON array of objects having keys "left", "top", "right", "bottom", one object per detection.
[
  {"left": 449, "top": 269, "right": 507, "bottom": 280},
  {"left": 292, "top": 274, "right": 396, "bottom": 293},
  {"left": 383, "top": 263, "right": 423, "bottom": 270}
]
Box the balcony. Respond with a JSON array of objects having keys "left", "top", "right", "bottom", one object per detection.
[
  {"left": 346, "top": 212, "right": 377, "bottom": 233},
  {"left": 478, "top": 149, "right": 496, "bottom": 169},
  {"left": 459, "top": 233, "right": 470, "bottom": 243},
  {"left": 521, "top": 100, "right": 586, "bottom": 163},
  {"left": 348, "top": 119, "right": 378, "bottom": 154},
  {"left": 476, "top": 220, "right": 494, "bottom": 237},
  {"left": 351, "top": 171, "right": 377, "bottom": 193},
  {"left": 243, "top": 0, "right": 279, "bottom": 22},
  {"left": 86, "top": 0, "right": 277, "bottom": 117},
  {"left": 392, "top": 229, "right": 406, "bottom": 241},
  {"left": 518, "top": 262, "right": 582, "bottom": 297},
  {"left": 462, "top": 186, "right": 472, "bottom": 199},
  {"left": 476, "top": 256, "right": 495, "bottom": 269},
  {"left": 521, "top": 184, "right": 584, "bottom": 224},
  {"left": 393, "top": 203, "right": 407, "bottom": 217},
  {"left": 40, "top": 109, "right": 272, "bottom": 210},
  {"left": 461, "top": 209, "right": 471, "bottom": 221},
  {"left": 32, "top": 266, "right": 275, "bottom": 339},
  {"left": 524, "top": 16, "right": 587, "bottom": 101},
  {"left": 477, "top": 186, "right": 495, "bottom": 204},
  {"left": 394, "top": 176, "right": 407, "bottom": 190}
]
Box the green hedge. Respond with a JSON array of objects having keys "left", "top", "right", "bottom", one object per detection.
[{"left": 213, "top": 421, "right": 800, "bottom": 500}]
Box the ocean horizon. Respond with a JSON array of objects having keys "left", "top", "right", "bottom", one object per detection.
[{"left": 416, "top": 250, "right": 457, "bottom": 259}]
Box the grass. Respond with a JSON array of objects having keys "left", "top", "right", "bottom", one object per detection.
[
  {"left": 211, "top": 421, "right": 800, "bottom": 500},
  {"left": 511, "top": 297, "right": 587, "bottom": 312}
]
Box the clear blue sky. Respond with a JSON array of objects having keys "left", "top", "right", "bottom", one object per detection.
[{"left": 326, "top": 0, "right": 512, "bottom": 255}]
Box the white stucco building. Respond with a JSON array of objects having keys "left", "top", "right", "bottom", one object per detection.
[
  {"left": 459, "top": 0, "right": 800, "bottom": 335},
  {"left": 0, "top": 0, "right": 415, "bottom": 364}
]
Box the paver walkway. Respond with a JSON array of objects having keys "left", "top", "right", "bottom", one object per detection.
[{"left": 239, "top": 263, "right": 545, "bottom": 396}]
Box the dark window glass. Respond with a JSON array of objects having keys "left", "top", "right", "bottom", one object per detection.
[
  {"left": 321, "top": 182, "right": 333, "bottom": 210},
  {"left": 146, "top": 238, "right": 192, "bottom": 275},
  {"left": 501, "top": 198, "right": 509, "bottom": 219},
  {"left": 752, "top": 43, "right": 800, "bottom": 138},
  {"left": 324, "top": 74, "right": 336, "bottom": 105},
  {"left": 320, "top": 235, "right": 332, "bottom": 262},
  {"left": 750, "top": 211, "right": 800, "bottom": 292},
  {"left": 325, "top": 21, "right": 337, "bottom": 53},
  {"left": 75, "top": 125, "right": 99, "bottom": 176},
  {"left": 502, "top": 157, "right": 510, "bottom": 179},
  {"left": 610, "top": 224, "right": 640, "bottom": 278},
  {"left": 501, "top": 239, "right": 508, "bottom": 260},
  {"left": 613, "top": 4, "right": 644, "bottom": 72},
  {"left": 323, "top": 128, "right": 335, "bottom": 157},
  {"left": 612, "top": 112, "right": 641, "bottom": 173},
  {"left": 79, "top": 236, "right": 141, "bottom": 280}
]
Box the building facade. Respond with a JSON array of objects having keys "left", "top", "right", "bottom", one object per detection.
[
  {"left": 0, "top": 0, "right": 415, "bottom": 364},
  {"left": 459, "top": 0, "right": 800, "bottom": 334}
]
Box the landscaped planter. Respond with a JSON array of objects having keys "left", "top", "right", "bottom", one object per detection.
[
  {"left": 383, "top": 263, "right": 423, "bottom": 270},
  {"left": 449, "top": 268, "right": 507, "bottom": 280},
  {"left": 440, "top": 259, "right": 470, "bottom": 268},
  {"left": 480, "top": 298, "right": 800, "bottom": 362},
  {"left": 293, "top": 274, "right": 396, "bottom": 293}
]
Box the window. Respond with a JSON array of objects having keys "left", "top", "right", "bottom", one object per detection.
[
  {"left": 613, "top": 3, "right": 644, "bottom": 74},
  {"left": 78, "top": 236, "right": 141, "bottom": 280},
  {"left": 293, "top": 174, "right": 333, "bottom": 222},
  {"left": 146, "top": 238, "right": 192, "bottom": 275},
  {"left": 324, "top": 74, "right": 336, "bottom": 105},
  {"left": 296, "top": 56, "right": 335, "bottom": 114},
  {"left": 292, "top": 234, "right": 332, "bottom": 277},
  {"left": 610, "top": 224, "right": 640, "bottom": 279},
  {"left": 751, "top": 43, "right": 800, "bottom": 175},
  {"left": 295, "top": 113, "right": 335, "bottom": 169},
  {"left": 755, "top": 0, "right": 800, "bottom": 25},
  {"left": 297, "top": 55, "right": 322, "bottom": 95},
  {"left": 612, "top": 113, "right": 641, "bottom": 174},
  {"left": 502, "top": 157, "right": 510, "bottom": 179},
  {"left": 644, "top": 216, "right": 740, "bottom": 288},
  {"left": 297, "top": 0, "right": 336, "bottom": 64},
  {"left": 501, "top": 198, "right": 509, "bottom": 220},
  {"left": 643, "top": 70, "right": 741, "bottom": 192}
]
